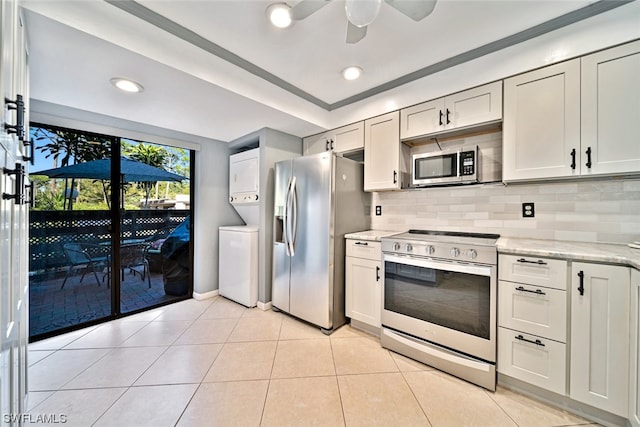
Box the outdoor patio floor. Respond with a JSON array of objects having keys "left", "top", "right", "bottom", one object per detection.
[{"left": 29, "top": 267, "right": 182, "bottom": 337}]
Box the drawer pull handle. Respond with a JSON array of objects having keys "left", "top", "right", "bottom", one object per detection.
[
  {"left": 515, "top": 334, "right": 545, "bottom": 347},
  {"left": 515, "top": 286, "right": 546, "bottom": 296},
  {"left": 516, "top": 258, "right": 547, "bottom": 265},
  {"left": 376, "top": 266, "right": 380, "bottom": 282},
  {"left": 354, "top": 242, "right": 369, "bottom": 246}
]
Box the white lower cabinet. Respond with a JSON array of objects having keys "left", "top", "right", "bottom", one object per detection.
[
  {"left": 629, "top": 268, "right": 640, "bottom": 427},
  {"left": 498, "top": 255, "right": 568, "bottom": 394},
  {"left": 345, "top": 239, "right": 382, "bottom": 329},
  {"left": 570, "top": 262, "right": 630, "bottom": 417}
]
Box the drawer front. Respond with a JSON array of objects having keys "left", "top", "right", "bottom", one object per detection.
[
  {"left": 346, "top": 240, "right": 381, "bottom": 261},
  {"left": 498, "top": 327, "right": 566, "bottom": 395},
  {"left": 499, "top": 254, "right": 567, "bottom": 290},
  {"left": 498, "top": 280, "right": 567, "bottom": 342}
]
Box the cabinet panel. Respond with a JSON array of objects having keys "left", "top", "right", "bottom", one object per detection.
[
  {"left": 631, "top": 268, "right": 640, "bottom": 427},
  {"left": 447, "top": 81, "right": 502, "bottom": 130},
  {"left": 498, "top": 280, "right": 566, "bottom": 342},
  {"left": 498, "top": 327, "right": 566, "bottom": 395},
  {"left": 364, "top": 111, "right": 402, "bottom": 191},
  {"left": 400, "top": 98, "right": 444, "bottom": 139},
  {"left": 346, "top": 240, "right": 381, "bottom": 260},
  {"left": 570, "top": 262, "right": 630, "bottom": 416},
  {"left": 503, "top": 59, "right": 580, "bottom": 181},
  {"left": 581, "top": 40, "right": 640, "bottom": 176},
  {"left": 333, "top": 122, "right": 364, "bottom": 153},
  {"left": 345, "top": 256, "right": 381, "bottom": 328},
  {"left": 498, "top": 254, "right": 567, "bottom": 290},
  {"left": 303, "top": 133, "right": 328, "bottom": 156}
]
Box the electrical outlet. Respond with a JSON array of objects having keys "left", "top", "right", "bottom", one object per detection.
[
  {"left": 522, "top": 202, "right": 535, "bottom": 218},
  {"left": 375, "top": 205, "right": 382, "bottom": 216}
]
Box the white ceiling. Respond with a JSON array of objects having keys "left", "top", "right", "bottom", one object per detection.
[{"left": 21, "top": 0, "right": 632, "bottom": 143}]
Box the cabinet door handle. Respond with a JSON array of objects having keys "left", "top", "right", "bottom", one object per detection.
[
  {"left": 577, "top": 270, "right": 585, "bottom": 295},
  {"left": 376, "top": 266, "right": 380, "bottom": 282},
  {"left": 326, "top": 139, "right": 330, "bottom": 151},
  {"left": 330, "top": 139, "right": 334, "bottom": 150},
  {"left": 445, "top": 108, "right": 451, "bottom": 124},
  {"left": 515, "top": 334, "right": 545, "bottom": 347},
  {"left": 393, "top": 170, "right": 397, "bottom": 184},
  {"left": 585, "top": 146, "right": 592, "bottom": 169},
  {"left": 439, "top": 110, "right": 444, "bottom": 126},
  {"left": 515, "top": 286, "right": 546, "bottom": 296},
  {"left": 4, "top": 94, "right": 25, "bottom": 140},
  {"left": 516, "top": 258, "right": 547, "bottom": 265},
  {"left": 570, "top": 148, "right": 576, "bottom": 170},
  {"left": 2, "top": 164, "right": 25, "bottom": 204},
  {"left": 354, "top": 241, "right": 368, "bottom": 246}
]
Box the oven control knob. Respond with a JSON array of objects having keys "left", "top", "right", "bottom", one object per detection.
[
  {"left": 466, "top": 249, "right": 478, "bottom": 259},
  {"left": 450, "top": 248, "right": 460, "bottom": 257},
  {"left": 425, "top": 245, "right": 435, "bottom": 255},
  {"left": 393, "top": 242, "right": 401, "bottom": 251},
  {"left": 406, "top": 243, "right": 413, "bottom": 252}
]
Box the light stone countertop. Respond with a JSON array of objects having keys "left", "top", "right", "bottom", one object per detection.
[
  {"left": 345, "top": 230, "right": 402, "bottom": 242},
  {"left": 497, "top": 237, "right": 640, "bottom": 270}
]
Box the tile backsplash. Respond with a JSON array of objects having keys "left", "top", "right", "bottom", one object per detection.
[{"left": 371, "top": 177, "right": 640, "bottom": 244}]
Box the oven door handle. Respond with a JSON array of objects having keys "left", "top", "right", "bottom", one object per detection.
[{"left": 383, "top": 253, "right": 493, "bottom": 277}]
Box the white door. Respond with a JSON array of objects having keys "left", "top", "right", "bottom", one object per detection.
[
  {"left": 631, "top": 268, "right": 640, "bottom": 427},
  {"left": 445, "top": 81, "right": 502, "bottom": 131},
  {"left": 581, "top": 40, "right": 640, "bottom": 176},
  {"left": 503, "top": 59, "right": 580, "bottom": 181},
  {"left": 345, "top": 256, "right": 381, "bottom": 327},
  {"left": 303, "top": 132, "right": 329, "bottom": 156},
  {"left": 1, "top": 0, "right": 29, "bottom": 419},
  {"left": 400, "top": 98, "right": 444, "bottom": 140},
  {"left": 364, "top": 111, "right": 401, "bottom": 191},
  {"left": 332, "top": 122, "right": 364, "bottom": 154},
  {"left": 570, "top": 262, "right": 630, "bottom": 417}
]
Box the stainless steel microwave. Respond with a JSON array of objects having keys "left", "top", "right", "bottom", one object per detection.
[{"left": 412, "top": 146, "right": 478, "bottom": 187}]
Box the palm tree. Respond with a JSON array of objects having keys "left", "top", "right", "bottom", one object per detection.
[{"left": 124, "top": 143, "right": 170, "bottom": 208}]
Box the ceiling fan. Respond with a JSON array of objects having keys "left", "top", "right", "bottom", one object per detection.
[{"left": 288, "top": 0, "right": 438, "bottom": 44}]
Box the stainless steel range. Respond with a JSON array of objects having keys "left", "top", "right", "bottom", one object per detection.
[{"left": 380, "top": 229, "right": 499, "bottom": 391}]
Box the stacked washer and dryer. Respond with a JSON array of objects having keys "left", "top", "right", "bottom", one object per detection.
[{"left": 218, "top": 148, "right": 260, "bottom": 307}]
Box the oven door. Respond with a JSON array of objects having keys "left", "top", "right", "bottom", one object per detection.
[{"left": 381, "top": 254, "right": 496, "bottom": 363}]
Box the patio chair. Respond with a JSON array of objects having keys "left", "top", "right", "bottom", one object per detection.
[
  {"left": 120, "top": 242, "right": 151, "bottom": 288},
  {"left": 61, "top": 243, "right": 109, "bottom": 289}
]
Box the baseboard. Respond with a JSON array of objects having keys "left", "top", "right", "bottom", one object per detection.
[
  {"left": 257, "top": 301, "right": 272, "bottom": 311},
  {"left": 192, "top": 289, "right": 219, "bottom": 301}
]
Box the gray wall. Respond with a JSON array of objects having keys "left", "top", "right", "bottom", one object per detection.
[{"left": 193, "top": 141, "right": 243, "bottom": 296}]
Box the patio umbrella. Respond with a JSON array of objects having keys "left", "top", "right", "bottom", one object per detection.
[
  {"left": 32, "top": 157, "right": 187, "bottom": 210},
  {"left": 31, "top": 157, "right": 186, "bottom": 183}
]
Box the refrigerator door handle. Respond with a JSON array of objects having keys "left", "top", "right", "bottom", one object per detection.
[
  {"left": 287, "top": 176, "right": 297, "bottom": 256},
  {"left": 291, "top": 177, "right": 298, "bottom": 255},
  {"left": 284, "top": 176, "right": 293, "bottom": 256}
]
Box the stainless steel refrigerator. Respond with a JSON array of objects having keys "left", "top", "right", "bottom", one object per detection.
[{"left": 272, "top": 152, "right": 370, "bottom": 332}]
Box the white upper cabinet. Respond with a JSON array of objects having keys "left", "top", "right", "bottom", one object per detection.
[
  {"left": 400, "top": 81, "right": 502, "bottom": 140},
  {"left": 364, "top": 111, "right": 406, "bottom": 191},
  {"left": 581, "top": 40, "right": 640, "bottom": 176},
  {"left": 303, "top": 122, "right": 364, "bottom": 156},
  {"left": 503, "top": 59, "right": 581, "bottom": 181},
  {"left": 504, "top": 40, "right": 640, "bottom": 182}
]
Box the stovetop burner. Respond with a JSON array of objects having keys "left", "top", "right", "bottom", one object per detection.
[{"left": 408, "top": 229, "right": 501, "bottom": 240}]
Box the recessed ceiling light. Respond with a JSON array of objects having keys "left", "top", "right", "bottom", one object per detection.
[
  {"left": 267, "top": 3, "right": 292, "bottom": 29},
  {"left": 110, "top": 77, "right": 144, "bottom": 93},
  {"left": 342, "top": 66, "right": 363, "bottom": 81}
]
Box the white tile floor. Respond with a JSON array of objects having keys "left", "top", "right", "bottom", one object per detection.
[{"left": 28, "top": 296, "right": 599, "bottom": 427}]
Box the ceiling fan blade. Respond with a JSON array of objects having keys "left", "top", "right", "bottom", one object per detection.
[
  {"left": 290, "top": 0, "right": 332, "bottom": 20},
  {"left": 385, "top": 0, "right": 437, "bottom": 21},
  {"left": 346, "top": 20, "right": 367, "bottom": 44}
]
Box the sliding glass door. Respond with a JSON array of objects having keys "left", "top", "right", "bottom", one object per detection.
[{"left": 28, "top": 124, "right": 193, "bottom": 340}]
